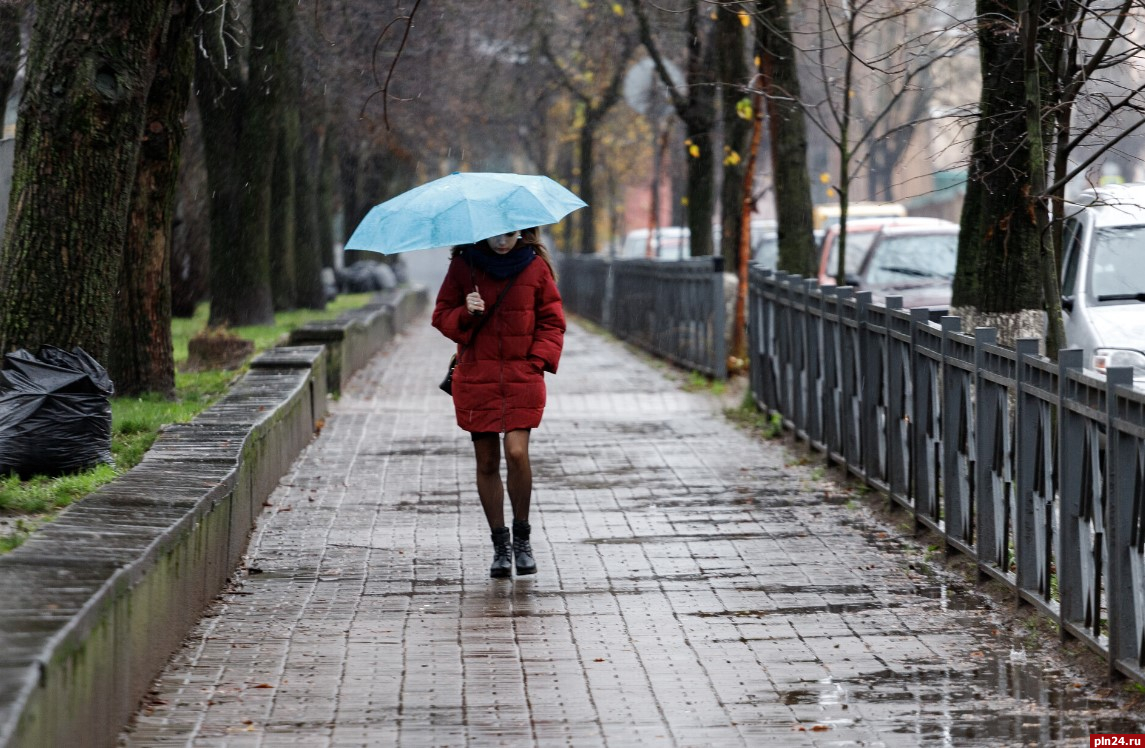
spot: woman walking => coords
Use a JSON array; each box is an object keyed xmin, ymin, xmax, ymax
[{"xmin": 432, "ymin": 227, "xmax": 566, "ymax": 578}]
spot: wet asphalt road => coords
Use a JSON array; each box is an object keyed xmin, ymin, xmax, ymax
[{"xmin": 120, "ymin": 312, "xmax": 1145, "ymax": 746}]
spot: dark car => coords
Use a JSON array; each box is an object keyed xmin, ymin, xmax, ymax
[{"xmin": 849, "ymin": 223, "xmax": 960, "ymax": 314}]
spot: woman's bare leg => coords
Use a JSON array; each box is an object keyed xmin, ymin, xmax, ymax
[
  {"xmin": 503, "ymin": 429, "xmax": 532, "ymax": 522},
  {"xmin": 473, "ymin": 436, "xmax": 504, "ymax": 529}
]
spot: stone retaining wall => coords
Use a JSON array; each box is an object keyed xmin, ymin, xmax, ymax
[{"xmin": 0, "ymin": 286, "xmax": 429, "ymax": 748}]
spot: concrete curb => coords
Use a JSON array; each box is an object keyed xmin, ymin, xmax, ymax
[
  {"xmin": 288, "ymin": 286, "xmax": 428, "ymax": 396},
  {"xmin": 0, "ymin": 285, "xmax": 429, "ymax": 748}
]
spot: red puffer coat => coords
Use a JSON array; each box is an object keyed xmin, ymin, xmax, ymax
[{"xmin": 432, "ymin": 250, "xmax": 565, "ymax": 433}]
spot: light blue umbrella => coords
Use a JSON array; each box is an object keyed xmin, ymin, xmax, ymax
[{"xmin": 345, "ymin": 172, "xmax": 588, "ymax": 254}]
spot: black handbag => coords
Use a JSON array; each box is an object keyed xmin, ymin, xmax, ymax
[
  {"xmin": 439, "ymin": 353, "xmax": 458, "ymax": 394},
  {"xmin": 440, "ymin": 271, "xmax": 521, "ymax": 395}
]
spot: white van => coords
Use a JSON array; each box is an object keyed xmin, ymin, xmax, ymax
[
  {"xmin": 620, "ymin": 227, "xmax": 691, "ymax": 260},
  {"xmin": 1060, "ymin": 183, "xmax": 1145, "ymax": 380}
]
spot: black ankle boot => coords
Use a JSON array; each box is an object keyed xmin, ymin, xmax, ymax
[
  {"xmin": 490, "ymin": 527, "xmax": 512, "ymax": 578},
  {"xmin": 512, "ymin": 519, "xmax": 536, "ymax": 576}
]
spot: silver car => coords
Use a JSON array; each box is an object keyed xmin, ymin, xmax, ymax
[{"xmin": 1061, "ymin": 183, "xmax": 1145, "ymax": 380}]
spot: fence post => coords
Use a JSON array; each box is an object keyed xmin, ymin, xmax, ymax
[
  {"xmin": 712, "ymin": 256, "xmax": 728, "ymax": 380},
  {"xmin": 861, "ymin": 293, "xmax": 883, "ymax": 484},
  {"xmin": 829, "ymin": 286, "xmax": 852, "ymax": 463},
  {"xmin": 747, "ymin": 269, "xmax": 762, "ymax": 410},
  {"xmin": 1057, "ymin": 348, "xmax": 1084, "ymax": 642},
  {"xmin": 794, "ymin": 279, "xmax": 812, "ymax": 441},
  {"xmin": 974, "ymin": 327, "xmax": 998, "ymax": 572},
  {"xmin": 940, "ymin": 316, "xmax": 964, "ymax": 549},
  {"xmin": 909, "ymin": 307, "xmax": 931, "ymax": 529},
  {"xmin": 1105, "ymin": 365, "xmax": 1135, "ymax": 679},
  {"xmin": 884, "ymin": 298, "xmax": 905, "ymax": 504},
  {"xmin": 602, "ymin": 260, "xmax": 614, "ymax": 330},
  {"xmin": 851, "ymin": 291, "xmax": 872, "ymax": 477},
  {"xmin": 1013, "ymin": 337, "xmax": 1044, "ymax": 599}
]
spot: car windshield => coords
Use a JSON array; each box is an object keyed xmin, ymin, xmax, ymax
[
  {"xmin": 864, "ymin": 233, "xmax": 958, "ymax": 286},
  {"xmin": 1089, "ymin": 225, "xmax": 1145, "ymax": 301},
  {"xmin": 826, "ymin": 232, "xmax": 878, "ymax": 277}
]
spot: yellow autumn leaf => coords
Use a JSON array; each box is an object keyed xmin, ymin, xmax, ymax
[
  {"xmin": 739, "ymin": 11, "xmax": 751, "ymax": 27},
  {"xmin": 819, "ymin": 172, "xmax": 831, "ymax": 184},
  {"xmin": 688, "ymin": 144, "xmax": 700, "ymax": 158},
  {"xmin": 735, "ymin": 98, "xmax": 753, "ymax": 120},
  {"xmin": 612, "ymin": 2, "xmax": 624, "ymax": 15},
  {"xmin": 724, "ymin": 149, "xmax": 742, "ymax": 166},
  {"xmin": 754, "ymin": 55, "xmax": 761, "ymax": 68},
  {"xmin": 681, "ymin": 196, "xmax": 689, "ymax": 206},
  {"xmin": 710, "ymin": 10, "xmax": 718, "ymax": 20},
  {"xmin": 826, "ymin": 187, "xmax": 836, "ymax": 198}
]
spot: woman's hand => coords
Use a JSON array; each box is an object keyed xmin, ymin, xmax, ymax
[{"xmin": 466, "ymin": 290, "xmax": 485, "ymax": 316}]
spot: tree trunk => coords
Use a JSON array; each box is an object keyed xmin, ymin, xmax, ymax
[
  {"xmin": 170, "ymin": 97, "xmax": 210, "ymax": 318},
  {"xmin": 733, "ymin": 84, "xmax": 765, "ymax": 366},
  {"xmin": 1021, "ymin": 0, "xmax": 1064, "ymax": 357},
  {"xmin": 294, "ymin": 120, "xmax": 327, "ymax": 310},
  {"xmin": 317, "ymin": 127, "xmax": 338, "ymax": 271},
  {"xmin": 270, "ymin": 126, "xmax": 297, "ymax": 311},
  {"xmin": 195, "ymin": 0, "xmax": 292, "ymax": 328},
  {"xmin": 0, "ymin": 1, "xmax": 170, "ymax": 362},
  {"xmin": 756, "ymin": 0, "xmax": 816, "ymax": 276},
  {"xmin": 109, "ymin": 3, "xmax": 194, "ymax": 398},
  {"xmin": 0, "ymin": 3, "xmax": 23, "ymax": 116},
  {"xmin": 630, "ymin": 0, "xmax": 716, "ymax": 257},
  {"xmin": 578, "ymin": 116, "xmax": 597, "ymax": 255},
  {"xmin": 951, "ymin": 0, "xmax": 1044, "ymax": 347},
  {"xmin": 682, "ymin": 5, "xmax": 716, "ymax": 257},
  {"xmin": 717, "ymin": 5, "xmax": 751, "ymax": 271}
]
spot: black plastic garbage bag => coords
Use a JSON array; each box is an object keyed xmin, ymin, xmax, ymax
[{"xmin": 0, "ymin": 346, "xmax": 114, "ymax": 477}]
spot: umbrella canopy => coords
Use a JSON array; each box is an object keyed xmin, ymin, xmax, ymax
[{"xmin": 345, "ymin": 172, "xmax": 587, "ymax": 255}]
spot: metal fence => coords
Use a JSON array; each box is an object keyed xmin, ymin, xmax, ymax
[
  {"xmin": 750, "ymin": 267, "xmax": 1145, "ymax": 685},
  {"xmin": 559, "ymin": 255, "xmax": 727, "ymax": 379}
]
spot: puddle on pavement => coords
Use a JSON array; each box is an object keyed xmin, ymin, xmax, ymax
[
  {"xmin": 688, "ymin": 576, "xmax": 994, "ymax": 618},
  {"xmin": 365, "ymin": 446, "xmax": 456, "ymax": 457},
  {"xmin": 583, "ymin": 531, "xmax": 766, "ymax": 545},
  {"xmin": 693, "ymin": 600, "xmax": 912, "ymax": 617},
  {"xmin": 913, "ymin": 581, "xmax": 993, "ymax": 611},
  {"xmin": 778, "ymin": 654, "xmax": 1143, "ymax": 740}
]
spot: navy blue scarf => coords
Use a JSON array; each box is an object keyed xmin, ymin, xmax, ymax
[{"xmin": 461, "ymin": 244, "xmax": 537, "ymax": 279}]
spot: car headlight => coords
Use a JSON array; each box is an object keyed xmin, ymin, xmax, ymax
[{"xmin": 1093, "ymin": 348, "xmax": 1145, "ymax": 379}]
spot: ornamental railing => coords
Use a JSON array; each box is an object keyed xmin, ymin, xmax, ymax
[
  {"xmin": 559, "ymin": 255, "xmax": 727, "ymax": 379},
  {"xmin": 749, "ymin": 267, "xmax": 1145, "ymax": 685}
]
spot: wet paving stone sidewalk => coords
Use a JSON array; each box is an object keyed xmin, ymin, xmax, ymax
[{"xmin": 120, "ymin": 316, "xmax": 1145, "ymax": 747}]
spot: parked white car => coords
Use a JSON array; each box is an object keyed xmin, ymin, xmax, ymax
[
  {"xmin": 620, "ymin": 227, "xmax": 691, "ymax": 260},
  {"xmin": 1061, "ymin": 183, "xmax": 1145, "ymax": 380}
]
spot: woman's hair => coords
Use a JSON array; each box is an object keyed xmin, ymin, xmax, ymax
[
  {"xmin": 520, "ymin": 227, "xmax": 557, "ymax": 280},
  {"xmin": 451, "ymin": 228, "xmax": 558, "ymax": 280}
]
